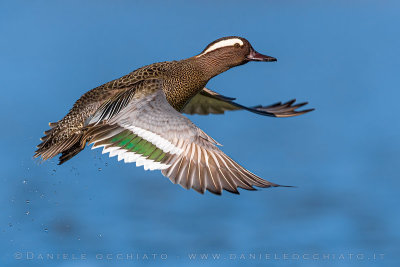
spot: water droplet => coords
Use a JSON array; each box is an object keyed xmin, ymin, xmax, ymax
[
  {"xmin": 25, "ymin": 211, "xmax": 30, "ymax": 215},
  {"xmin": 22, "ymin": 180, "xmax": 28, "ymax": 184},
  {"xmin": 98, "ymin": 168, "xmax": 102, "ymax": 171},
  {"xmin": 40, "ymin": 194, "xmax": 45, "ymax": 199},
  {"xmin": 25, "ymin": 200, "xmax": 30, "ymax": 204},
  {"xmin": 44, "ymin": 228, "xmax": 48, "ymax": 232}
]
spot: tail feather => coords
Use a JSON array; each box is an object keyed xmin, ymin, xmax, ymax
[
  {"xmin": 34, "ymin": 122, "xmax": 84, "ymax": 163},
  {"xmin": 58, "ymin": 141, "xmax": 86, "ymax": 165},
  {"xmin": 49, "ymin": 122, "xmax": 58, "ymax": 128}
]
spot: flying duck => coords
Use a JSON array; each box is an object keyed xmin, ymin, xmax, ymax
[{"xmin": 35, "ymin": 36, "xmax": 313, "ymax": 195}]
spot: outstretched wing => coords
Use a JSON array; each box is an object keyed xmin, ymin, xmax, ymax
[
  {"xmin": 86, "ymin": 79, "xmax": 283, "ymax": 195},
  {"xmin": 182, "ymin": 88, "xmax": 314, "ymax": 117}
]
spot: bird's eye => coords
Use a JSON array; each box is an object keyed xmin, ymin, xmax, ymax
[{"xmin": 234, "ymin": 43, "xmax": 241, "ymax": 48}]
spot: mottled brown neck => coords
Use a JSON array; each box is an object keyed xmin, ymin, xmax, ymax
[
  {"xmin": 192, "ymin": 53, "xmax": 232, "ymax": 81},
  {"xmin": 162, "ymin": 54, "xmax": 238, "ymax": 111},
  {"xmin": 162, "ymin": 59, "xmax": 207, "ymax": 111}
]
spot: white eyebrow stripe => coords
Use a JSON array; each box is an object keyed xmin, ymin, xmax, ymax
[{"xmin": 198, "ymin": 38, "xmax": 244, "ymax": 56}]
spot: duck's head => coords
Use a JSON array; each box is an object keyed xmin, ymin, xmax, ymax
[{"xmin": 196, "ymin": 36, "xmax": 277, "ymax": 68}]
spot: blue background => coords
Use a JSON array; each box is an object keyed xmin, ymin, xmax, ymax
[{"xmin": 1, "ymin": 0, "xmax": 399, "ymax": 266}]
